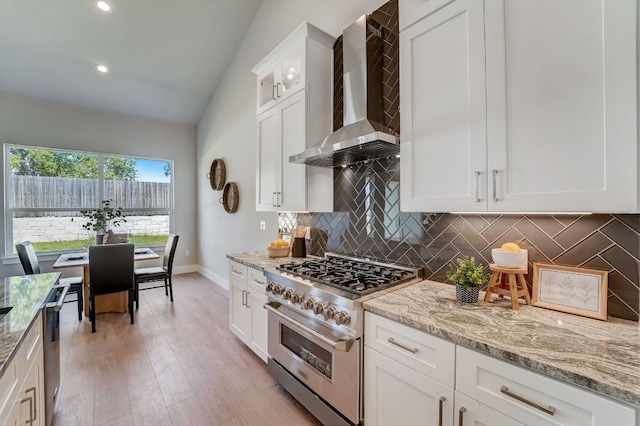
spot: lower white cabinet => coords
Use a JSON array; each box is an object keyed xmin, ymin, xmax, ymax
[
  {"xmin": 0, "ymin": 311, "xmax": 45, "ymax": 426},
  {"xmin": 228, "ymin": 261, "xmax": 268, "ymax": 363},
  {"xmin": 454, "ymin": 391, "xmax": 524, "ymax": 426},
  {"xmin": 364, "ymin": 346, "xmax": 454, "ymax": 426},
  {"xmin": 364, "ymin": 312, "xmax": 638, "ymax": 426}
]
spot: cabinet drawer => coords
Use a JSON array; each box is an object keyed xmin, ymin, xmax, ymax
[
  {"xmin": 456, "ymin": 346, "xmax": 637, "ymax": 426},
  {"xmin": 365, "ymin": 313, "xmax": 455, "ymax": 387},
  {"xmin": 248, "ymin": 268, "xmax": 266, "ymax": 293},
  {"xmin": 229, "ymin": 261, "xmax": 248, "ymax": 283},
  {"xmin": 399, "ymin": 0, "xmax": 457, "ymax": 30}
]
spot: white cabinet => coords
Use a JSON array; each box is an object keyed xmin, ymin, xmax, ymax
[
  {"xmin": 400, "ymin": 0, "xmax": 638, "ymax": 213},
  {"xmin": 253, "ymin": 22, "xmax": 335, "ymax": 212},
  {"xmin": 228, "ymin": 261, "xmax": 269, "ymax": 363},
  {"xmin": 1, "ymin": 311, "xmax": 45, "ymax": 426},
  {"xmin": 364, "ymin": 313, "xmax": 638, "ymax": 426},
  {"xmin": 454, "ymin": 391, "xmax": 525, "ymax": 426},
  {"xmin": 364, "ymin": 313, "xmax": 455, "ymax": 426},
  {"xmin": 456, "ymin": 346, "xmax": 637, "ymax": 426}
]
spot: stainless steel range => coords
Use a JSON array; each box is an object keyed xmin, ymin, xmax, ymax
[{"xmin": 264, "ymin": 253, "xmax": 422, "ymax": 426}]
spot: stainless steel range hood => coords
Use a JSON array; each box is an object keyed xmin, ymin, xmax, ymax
[{"xmin": 289, "ymin": 15, "xmax": 399, "ymax": 168}]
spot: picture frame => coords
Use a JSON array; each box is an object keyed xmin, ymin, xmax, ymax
[{"xmin": 532, "ymin": 263, "xmax": 608, "ymax": 320}]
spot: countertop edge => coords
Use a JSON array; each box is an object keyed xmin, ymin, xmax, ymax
[{"xmin": 0, "ymin": 310, "xmax": 41, "ymax": 378}]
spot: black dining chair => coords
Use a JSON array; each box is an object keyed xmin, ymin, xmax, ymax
[
  {"xmin": 16, "ymin": 241, "xmax": 84, "ymax": 321},
  {"xmin": 88, "ymin": 243, "xmax": 135, "ymax": 333},
  {"xmin": 134, "ymin": 234, "xmax": 179, "ymax": 309}
]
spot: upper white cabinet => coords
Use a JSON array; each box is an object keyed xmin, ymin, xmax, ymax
[
  {"xmin": 400, "ymin": 0, "xmax": 638, "ymax": 213},
  {"xmin": 253, "ymin": 22, "xmax": 335, "ymax": 212}
]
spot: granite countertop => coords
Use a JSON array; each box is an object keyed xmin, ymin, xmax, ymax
[
  {"xmin": 363, "ymin": 280, "xmax": 640, "ymax": 407},
  {"xmin": 0, "ymin": 272, "xmax": 61, "ymax": 377},
  {"xmin": 227, "ymin": 251, "xmax": 316, "ymax": 271}
]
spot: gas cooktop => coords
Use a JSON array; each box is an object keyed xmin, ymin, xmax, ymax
[{"xmin": 276, "ymin": 253, "xmax": 421, "ymax": 296}]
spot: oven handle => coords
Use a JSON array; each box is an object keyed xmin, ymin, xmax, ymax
[{"xmin": 264, "ymin": 302, "xmax": 354, "ymax": 352}]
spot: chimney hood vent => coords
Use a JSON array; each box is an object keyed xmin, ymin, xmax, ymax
[{"xmin": 289, "ymin": 15, "xmax": 399, "ymax": 168}]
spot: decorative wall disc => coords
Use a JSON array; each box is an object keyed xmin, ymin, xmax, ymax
[
  {"xmin": 206, "ymin": 158, "xmax": 226, "ymax": 190},
  {"xmin": 220, "ymin": 182, "xmax": 239, "ymax": 213}
]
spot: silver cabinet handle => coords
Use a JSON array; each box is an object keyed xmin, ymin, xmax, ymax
[
  {"xmin": 458, "ymin": 407, "xmax": 466, "ymax": 426},
  {"xmin": 21, "ymin": 395, "xmax": 34, "ymax": 425},
  {"xmin": 474, "ymin": 171, "xmax": 480, "ymax": 202},
  {"xmin": 272, "ymin": 192, "xmax": 277, "ymax": 207},
  {"xmin": 387, "ymin": 337, "xmax": 418, "ymax": 354},
  {"xmin": 232, "ymin": 268, "xmax": 243, "ymax": 277},
  {"xmin": 245, "ymin": 291, "xmax": 251, "ymax": 308},
  {"xmin": 438, "ymin": 396, "xmax": 446, "ymax": 426},
  {"xmin": 276, "ymin": 191, "xmax": 281, "ymax": 207},
  {"xmin": 26, "ymin": 387, "xmax": 37, "ymax": 421},
  {"xmin": 500, "ymin": 385, "xmax": 556, "ymax": 415},
  {"xmin": 253, "ymin": 278, "xmax": 265, "ymax": 285},
  {"xmin": 492, "ymin": 169, "xmax": 498, "ymax": 202},
  {"xmin": 276, "ymin": 82, "xmax": 281, "ymax": 98},
  {"xmin": 241, "ymin": 290, "xmax": 246, "ymax": 306},
  {"xmin": 272, "ymin": 84, "xmax": 277, "ymax": 100}
]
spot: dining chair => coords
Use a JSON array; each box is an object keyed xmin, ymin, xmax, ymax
[
  {"xmin": 88, "ymin": 243, "xmax": 135, "ymax": 333},
  {"xmin": 134, "ymin": 234, "xmax": 179, "ymax": 308},
  {"xmin": 16, "ymin": 241, "xmax": 84, "ymax": 321}
]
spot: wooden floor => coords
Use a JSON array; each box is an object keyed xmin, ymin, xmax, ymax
[{"xmin": 54, "ymin": 273, "xmax": 322, "ymax": 426}]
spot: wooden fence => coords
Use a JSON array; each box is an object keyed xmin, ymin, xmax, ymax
[{"xmin": 10, "ymin": 176, "xmax": 171, "ymax": 216}]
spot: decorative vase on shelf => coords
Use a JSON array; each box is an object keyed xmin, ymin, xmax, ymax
[{"xmin": 455, "ymin": 283, "xmax": 480, "ymax": 303}]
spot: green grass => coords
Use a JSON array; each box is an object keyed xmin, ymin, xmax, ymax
[{"xmin": 29, "ymin": 234, "xmax": 168, "ymax": 253}]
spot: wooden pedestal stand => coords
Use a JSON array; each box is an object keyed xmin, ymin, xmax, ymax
[{"xmin": 483, "ymin": 264, "xmax": 532, "ymax": 310}]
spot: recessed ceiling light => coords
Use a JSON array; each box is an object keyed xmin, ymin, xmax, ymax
[
  {"xmin": 96, "ymin": 1, "xmax": 111, "ymax": 12},
  {"xmin": 95, "ymin": 64, "xmax": 109, "ymax": 73}
]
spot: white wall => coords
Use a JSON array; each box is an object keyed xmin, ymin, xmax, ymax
[
  {"xmin": 0, "ymin": 93, "xmax": 197, "ymax": 277},
  {"xmin": 197, "ymin": 0, "xmax": 388, "ymax": 288}
]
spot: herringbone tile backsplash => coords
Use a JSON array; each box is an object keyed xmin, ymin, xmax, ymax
[{"xmin": 280, "ymin": 158, "xmax": 640, "ymax": 321}]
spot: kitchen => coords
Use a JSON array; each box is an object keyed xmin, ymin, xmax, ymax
[{"xmin": 0, "ymin": 0, "xmax": 639, "ymax": 425}]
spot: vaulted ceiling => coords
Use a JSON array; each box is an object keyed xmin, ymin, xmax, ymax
[{"xmin": 0, "ymin": 0, "xmax": 264, "ymax": 124}]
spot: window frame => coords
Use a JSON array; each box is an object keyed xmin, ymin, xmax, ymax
[{"xmin": 4, "ymin": 143, "xmax": 175, "ymax": 255}]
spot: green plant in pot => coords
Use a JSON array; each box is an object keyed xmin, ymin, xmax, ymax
[
  {"xmin": 446, "ymin": 255, "xmax": 489, "ymax": 303},
  {"xmin": 80, "ymin": 199, "xmax": 127, "ymax": 244}
]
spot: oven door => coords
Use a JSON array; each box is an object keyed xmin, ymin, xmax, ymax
[{"xmin": 266, "ymin": 301, "xmax": 361, "ymax": 425}]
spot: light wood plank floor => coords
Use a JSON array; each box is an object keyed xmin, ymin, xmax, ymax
[{"xmin": 54, "ymin": 273, "xmax": 322, "ymax": 426}]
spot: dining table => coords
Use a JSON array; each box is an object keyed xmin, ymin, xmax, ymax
[{"xmin": 52, "ymin": 247, "xmax": 159, "ymax": 315}]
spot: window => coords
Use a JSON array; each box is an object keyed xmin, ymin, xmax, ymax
[{"xmin": 5, "ymin": 144, "xmax": 173, "ymax": 253}]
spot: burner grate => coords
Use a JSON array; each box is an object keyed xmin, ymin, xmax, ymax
[{"xmin": 276, "ymin": 254, "xmax": 420, "ymax": 296}]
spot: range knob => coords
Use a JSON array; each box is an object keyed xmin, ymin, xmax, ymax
[
  {"xmin": 290, "ymin": 291, "xmax": 305, "ymax": 304},
  {"xmin": 324, "ymin": 306, "xmax": 337, "ymax": 320},
  {"xmin": 272, "ymin": 284, "xmax": 285, "ymax": 295},
  {"xmin": 313, "ymin": 302, "xmax": 327, "ymax": 315},
  {"xmin": 283, "ymin": 289, "xmax": 294, "ymax": 300},
  {"xmin": 335, "ymin": 311, "xmax": 351, "ymax": 326},
  {"xmin": 303, "ymin": 298, "xmax": 316, "ymax": 310},
  {"xmin": 266, "ymin": 282, "xmax": 276, "ymax": 293}
]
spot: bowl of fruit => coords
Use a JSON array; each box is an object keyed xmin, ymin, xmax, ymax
[
  {"xmin": 267, "ymin": 239, "xmax": 290, "ymax": 258},
  {"xmin": 491, "ymin": 242, "xmax": 528, "ymax": 269}
]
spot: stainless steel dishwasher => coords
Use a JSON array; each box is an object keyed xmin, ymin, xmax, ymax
[{"xmin": 43, "ymin": 283, "xmax": 69, "ymax": 426}]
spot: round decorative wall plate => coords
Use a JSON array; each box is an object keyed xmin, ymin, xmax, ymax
[
  {"xmin": 206, "ymin": 158, "xmax": 226, "ymax": 190},
  {"xmin": 220, "ymin": 182, "xmax": 239, "ymax": 213}
]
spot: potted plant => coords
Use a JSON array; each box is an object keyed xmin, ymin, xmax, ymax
[
  {"xmin": 446, "ymin": 255, "xmax": 489, "ymax": 303},
  {"xmin": 80, "ymin": 199, "xmax": 127, "ymax": 244}
]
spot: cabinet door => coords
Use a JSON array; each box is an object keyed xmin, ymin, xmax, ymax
[
  {"xmin": 400, "ymin": 0, "xmax": 488, "ymax": 212},
  {"xmin": 248, "ymin": 291, "xmax": 268, "ymax": 363},
  {"xmin": 364, "ymin": 347, "xmax": 454, "ymax": 426},
  {"xmin": 229, "ymin": 278, "xmax": 249, "ymax": 343},
  {"xmin": 19, "ymin": 343, "xmax": 44, "ymax": 426},
  {"xmin": 454, "ymin": 391, "xmax": 525, "ymax": 426},
  {"xmin": 277, "ymin": 44, "xmax": 305, "ymax": 102},
  {"xmin": 256, "ymin": 65, "xmax": 277, "ymax": 115},
  {"xmin": 278, "ymin": 90, "xmax": 308, "ymax": 211},
  {"xmin": 256, "ymin": 107, "xmax": 280, "ymax": 211},
  {"xmin": 485, "ymin": 0, "xmax": 638, "ymax": 212}
]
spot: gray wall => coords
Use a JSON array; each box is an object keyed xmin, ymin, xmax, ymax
[
  {"xmin": 196, "ymin": 0, "xmax": 390, "ymax": 288},
  {"xmin": 0, "ymin": 93, "xmax": 198, "ymax": 277}
]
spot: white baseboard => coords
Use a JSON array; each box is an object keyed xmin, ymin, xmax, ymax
[
  {"xmin": 173, "ymin": 265, "xmax": 198, "ymax": 275},
  {"xmin": 197, "ymin": 265, "xmax": 229, "ymax": 291}
]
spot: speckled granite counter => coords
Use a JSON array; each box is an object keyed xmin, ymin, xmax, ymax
[
  {"xmin": 0, "ymin": 273, "xmax": 60, "ymax": 378},
  {"xmin": 363, "ymin": 280, "xmax": 640, "ymax": 406},
  {"xmin": 227, "ymin": 251, "xmax": 317, "ymax": 271}
]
